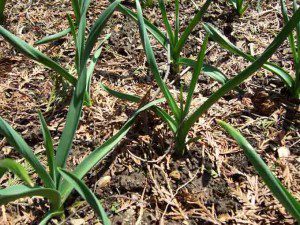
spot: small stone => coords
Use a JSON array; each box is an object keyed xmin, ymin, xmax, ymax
[
  {"xmin": 97, "ymin": 176, "xmax": 111, "ymax": 188},
  {"xmin": 170, "ymin": 170, "xmax": 181, "ymax": 180},
  {"xmin": 278, "ymin": 147, "xmax": 290, "ymax": 158},
  {"xmin": 70, "ymin": 218, "xmax": 85, "ymax": 225}
]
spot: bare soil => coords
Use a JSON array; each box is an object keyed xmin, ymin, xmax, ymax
[{"xmin": 0, "ymin": 0, "xmax": 299, "ymax": 224}]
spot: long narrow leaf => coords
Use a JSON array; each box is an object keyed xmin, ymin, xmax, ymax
[
  {"xmin": 109, "ymin": 0, "xmax": 168, "ymax": 48},
  {"xmin": 83, "ymin": 0, "xmax": 121, "ymax": 66},
  {"xmin": 55, "ymin": 67, "xmax": 88, "ymax": 185},
  {"xmin": 59, "ymin": 98, "xmax": 165, "ymax": 202},
  {"xmin": 35, "ymin": 28, "xmax": 71, "ymax": 45},
  {"xmin": 0, "ymin": 26, "xmax": 76, "ymax": 85},
  {"xmin": 100, "ymin": 82, "xmax": 141, "ymax": 103},
  {"xmin": 174, "ymin": 0, "xmax": 213, "ymax": 58},
  {"xmin": 153, "ymin": 107, "xmax": 177, "ymax": 133},
  {"xmin": 99, "ymin": 83, "xmax": 177, "ymax": 133},
  {"xmin": 218, "ymin": 120, "xmax": 300, "ymax": 222},
  {"xmin": 39, "ymin": 210, "xmax": 64, "ymax": 225},
  {"xmin": 174, "ymin": 0, "xmax": 180, "ymax": 45},
  {"xmin": 280, "ymin": 0, "xmax": 299, "ymax": 66},
  {"xmin": 72, "ymin": 0, "xmax": 81, "ymax": 22},
  {"xmin": 293, "ymin": 0, "xmax": 300, "ymax": 97},
  {"xmin": 183, "ymin": 34, "xmax": 209, "ymax": 117},
  {"xmin": 0, "ymin": 159, "xmax": 33, "ymax": 187},
  {"xmin": 58, "ymin": 169, "xmax": 110, "ymax": 224},
  {"xmin": 54, "ymin": 0, "xmax": 92, "ymax": 171},
  {"xmin": 293, "ymin": 0, "xmax": 300, "ymax": 60},
  {"xmin": 204, "ymin": 23, "xmax": 295, "ymax": 88},
  {"xmin": 76, "ymin": 0, "xmax": 91, "ymax": 71},
  {"xmin": 135, "ymin": 0, "xmax": 181, "ymax": 122},
  {"xmin": 178, "ymin": 57, "xmax": 229, "ymax": 84},
  {"xmin": 38, "ymin": 111, "xmax": 56, "ymax": 184},
  {"xmin": 67, "ymin": 14, "xmax": 79, "ymax": 72},
  {"xmin": 0, "ymin": 118, "xmax": 55, "ymax": 188},
  {"xmin": 158, "ymin": 0, "xmax": 174, "ymax": 46},
  {"xmin": 86, "ymin": 34, "xmax": 111, "ymax": 105},
  {"xmin": 85, "ymin": 47, "xmax": 102, "ymax": 106},
  {"xmin": 0, "ymin": 185, "xmax": 61, "ymax": 210},
  {"xmin": 181, "ymin": 8, "xmax": 300, "ymax": 141}
]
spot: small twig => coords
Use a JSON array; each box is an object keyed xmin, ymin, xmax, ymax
[
  {"xmin": 191, "ymin": 0, "xmax": 199, "ymax": 10},
  {"xmin": 127, "ymin": 145, "xmax": 172, "ymax": 164},
  {"xmin": 170, "ymin": 66, "xmax": 191, "ymax": 85},
  {"xmin": 1, "ymin": 206, "xmax": 7, "ymax": 223},
  {"xmin": 160, "ymin": 168, "xmax": 200, "ymax": 224},
  {"xmin": 135, "ymin": 186, "xmax": 147, "ymax": 225}
]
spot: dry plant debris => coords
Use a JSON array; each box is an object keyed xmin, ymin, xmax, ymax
[{"xmin": 0, "ymin": 0, "xmax": 299, "ymax": 224}]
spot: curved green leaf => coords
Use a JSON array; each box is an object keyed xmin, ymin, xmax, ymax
[
  {"xmin": 35, "ymin": 28, "xmax": 71, "ymax": 45},
  {"xmin": 280, "ymin": 0, "xmax": 298, "ymax": 64},
  {"xmin": 203, "ymin": 22, "xmax": 295, "ymax": 88},
  {"xmin": 38, "ymin": 111, "xmax": 56, "ymax": 184},
  {"xmin": 58, "ymin": 169, "xmax": 110, "ymax": 224},
  {"xmin": 0, "ymin": 26, "xmax": 76, "ymax": 85},
  {"xmin": 152, "ymin": 107, "xmax": 177, "ymax": 133},
  {"xmin": 174, "ymin": 0, "xmax": 213, "ymax": 58},
  {"xmin": 72, "ymin": 0, "xmax": 81, "ymax": 23},
  {"xmin": 85, "ymin": 34, "xmax": 111, "ymax": 106},
  {"xmin": 218, "ymin": 120, "xmax": 300, "ymax": 222},
  {"xmin": 0, "ymin": 158, "xmax": 33, "ymax": 187},
  {"xmin": 55, "ymin": 68, "xmax": 88, "ymax": 184},
  {"xmin": 59, "ymin": 98, "xmax": 165, "ymax": 202},
  {"xmin": 67, "ymin": 14, "xmax": 79, "ymax": 72},
  {"xmin": 39, "ymin": 210, "xmax": 64, "ymax": 225},
  {"xmin": 100, "ymin": 82, "xmax": 141, "ymax": 103},
  {"xmin": 85, "ymin": 46, "xmax": 102, "ymax": 106},
  {"xmin": 55, "ymin": 0, "xmax": 92, "ymax": 180},
  {"xmin": 76, "ymin": 0, "xmax": 91, "ymax": 70},
  {"xmin": 178, "ymin": 57, "xmax": 228, "ymax": 84},
  {"xmin": 135, "ymin": 0, "xmax": 181, "ymax": 122},
  {"xmin": 174, "ymin": 0, "xmax": 179, "ymax": 44},
  {"xmin": 110, "ymin": 0, "xmax": 168, "ymax": 48},
  {"xmin": 0, "ymin": 118, "xmax": 55, "ymax": 188},
  {"xmin": 0, "ymin": 185, "xmax": 61, "ymax": 211},
  {"xmin": 99, "ymin": 82, "xmax": 177, "ymax": 133},
  {"xmin": 183, "ymin": 34, "xmax": 209, "ymax": 117},
  {"xmin": 158, "ymin": 0, "xmax": 174, "ymax": 46},
  {"xmin": 179, "ymin": 8, "xmax": 300, "ymax": 150},
  {"xmin": 83, "ymin": 0, "xmax": 121, "ymax": 66}
]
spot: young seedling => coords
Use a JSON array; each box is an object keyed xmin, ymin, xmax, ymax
[
  {"xmin": 0, "ymin": 0, "xmax": 163, "ymax": 223},
  {"xmin": 0, "ymin": 58, "xmax": 111, "ymax": 224},
  {"xmin": 229, "ymin": 0, "xmax": 248, "ymax": 16},
  {"xmin": 35, "ymin": 0, "xmax": 85, "ymax": 45},
  {"xmin": 218, "ymin": 120, "xmax": 300, "ymax": 222},
  {"xmin": 0, "ymin": 0, "xmax": 119, "ymax": 106},
  {"xmin": 116, "ymin": 0, "xmax": 231, "ymax": 84},
  {"xmin": 204, "ymin": 0, "xmax": 300, "ymax": 99},
  {"xmin": 42, "ymin": 0, "xmax": 229, "ymax": 85},
  {"xmin": 101, "ymin": 0, "xmax": 300, "ymax": 155}
]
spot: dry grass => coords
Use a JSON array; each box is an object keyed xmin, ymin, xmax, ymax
[{"xmin": 0, "ymin": 0, "xmax": 299, "ymax": 224}]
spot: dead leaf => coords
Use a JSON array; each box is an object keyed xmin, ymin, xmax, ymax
[
  {"xmin": 278, "ymin": 146, "xmax": 290, "ymax": 158},
  {"xmin": 97, "ymin": 176, "xmax": 111, "ymax": 188}
]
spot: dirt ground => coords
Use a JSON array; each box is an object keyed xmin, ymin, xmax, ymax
[{"xmin": 0, "ymin": 0, "xmax": 299, "ymax": 224}]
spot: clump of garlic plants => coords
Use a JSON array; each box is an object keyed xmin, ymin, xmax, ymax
[
  {"xmin": 0, "ymin": 1, "xmax": 161, "ymax": 224},
  {"xmin": 102, "ymin": 0, "xmax": 300, "ymax": 155}
]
